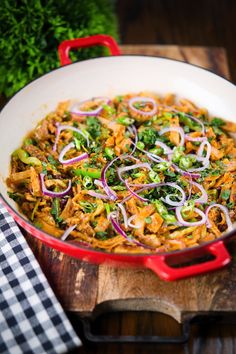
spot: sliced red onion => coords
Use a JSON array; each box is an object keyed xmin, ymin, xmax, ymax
[
  {"xmin": 86, "ymin": 190, "xmax": 110, "ymax": 200},
  {"xmin": 176, "ymin": 206, "xmax": 207, "ymax": 226},
  {"xmin": 205, "ymin": 204, "xmax": 233, "ymax": 231},
  {"xmin": 128, "ymin": 96, "xmax": 158, "ymax": 117},
  {"xmin": 197, "ymin": 140, "xmax": 212, "ymax": 161},
  {"xmin": 190, "ymin": 181, "xmax": 208, "ymax": 204},
  {"xmin": 187, "ymin": 157, "xmax": 210, "ymax": 173},
  {"xmin": 159, "ymin": 126, "xmax": 185, "ymax": 147},
  {"xmin": 155, "ymin": 140, "xmax": 173, "ymax": 154},
  {"xmin": 70, "ymin": 97, "xmax": 110, "ymax": 116},
  {"xmin": 159, "ymin": 182, "xmax": 186, "ymax": 206},
  {"xmin": 40, "ymin": 173, "xmax": 72, "ymax": 197},
  {"xmin": 94, "ymin": 179, "xmax": 103, "ymax": 188},
  {"xmin": 171, "ymin": 163, "xmax": 201, "ymax": 179},
  {"xmin": 134, "ymin": 141, "xmax": 167, "ymax": 163},
  {"xmin": 127, "ymin": 215, "xmax": 141, "ymax": 229},
  {"xmin": 124, "ymin": 181, "xmax": 186, "ymax": 206},
  {"xmin": 128, "ymin": 125, "xmax": 138, "ymax": 155},
  {"xmin": 171, "ymin": 108, "xmax": 206, "ymax": 135},
  {"xmin": 185, "ymin": 135, "xmax": 207, "ymax": 142},
  {"xmin": 58, "ymin": 142, "xmax": 89, "ymax": 165},
  {"xmin": 117, "ymin": 162, "xmax": 151, "ymax": 182},
  {"xmin": 101, "ymin": 154, "xmax": 139, "ymax": 201},
  {"xmin": 101, "ymin": 156, "xmax": 120, "ymax": 201},
  {"xmin": 124, "ymin": 180, "xmax": 149, "ymax": 202},
  {"xmin": 61, "ymin": 224, "xmax": 77, "ymax": 241},
  {"xmin": 109, "ymin": 214, "xmax": 155, "ymax": 249},
  {"xmin": 53, "ymin": 124, "xmax": 90, "ymax": 152},
  {"xmin": 147, "ymin": 154, "xmax": 167, "ymax": 163},
  {"xmin": 187, "ymin": 174, "xmax": 193, "ymax": 201},
  {"xmin": 117, "ymin": 162, "xmax": 151, "ymax": 202},
  {"xmin": 117, "ymin": 203, "xmax": 128, "ymax": 228}
]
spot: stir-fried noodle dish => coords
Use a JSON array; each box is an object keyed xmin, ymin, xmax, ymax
[{"xmin": 7, "ymin": 93, "xmax": 236, "ymax": 253}]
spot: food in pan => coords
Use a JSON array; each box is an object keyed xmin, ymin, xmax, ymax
[{"xmin": 7, "ymin": 93, "xmax": 236, "ymax": 253}]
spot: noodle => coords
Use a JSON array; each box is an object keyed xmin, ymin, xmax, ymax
[{"xmin": 7, "ymin": 93, "xmax": 236, "ymax": 253}]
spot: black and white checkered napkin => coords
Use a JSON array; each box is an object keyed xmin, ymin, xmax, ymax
[{"xmin": 0, "ymin": 200, "xmax": 81, "ymax": 354}]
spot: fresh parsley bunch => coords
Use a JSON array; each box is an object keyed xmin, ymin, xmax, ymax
[{"xmin": 0, "ymin": 0, "xmax": 118, "ymax": 97}]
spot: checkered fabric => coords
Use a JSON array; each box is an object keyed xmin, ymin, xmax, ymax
[{"xmin": 0, "ymin": 200, "xmax": 81, "ymax": 354}]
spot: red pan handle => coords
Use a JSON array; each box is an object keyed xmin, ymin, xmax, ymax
[
  {"xmin": 144, "ymin": 241, "xmax": 231, "ymax": 281},
  {"xmin": 58, "ymin": 34, "xmax": 121, "ymax": 66}
]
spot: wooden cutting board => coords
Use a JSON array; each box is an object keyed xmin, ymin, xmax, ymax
[{"xmin": 24, "ymin": 45, "xmax": 235, "ymax": 325}]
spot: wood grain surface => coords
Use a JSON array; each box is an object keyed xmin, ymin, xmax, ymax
[{"xmin": 23, "ymin": 45, "xmax": 236, "ymax": 353}]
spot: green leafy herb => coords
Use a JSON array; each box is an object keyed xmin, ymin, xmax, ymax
[
  {"xmin": 86, "ymin": 116, "xmax": 101, "ymax": 139},
  {"xmin": 47, "ymin": 154, "xmax": 59, "ymax": 166},
  {"xmin": 227, "ymin": 202, "xmax": 235, "ymax": 209},
  {"xmin": 210, "ymin": 118, "xmax": 225, "ymax": 127},
  {"xmin": 221, "ymin": 190, "xmax": 231, "ymax": 201},
  {"xmin": 0, "ymin": 0, "xmax": 118, "ymax": 97},
  {"xmin": 164, "ymin": 170, "xmax": 176, "ymax": 178},
  {"xmin": 138, "ymin": 127, "xmax": 158, "ymax": 146},
  {"xmin": 73, "ymin": 134, "xmax": 86, "ymax": 150},
  {"xmin": 7, "ymin": 191, "xmax": 23, "ymax": 202},
  {"xmin": 42, "ymin": 162, "xmax": 48, "ymax": 174},
  {"xmin": 51, "ymin": 198, "xmax": 63, "ymax": 224},
  {"xmin": 95, "ymin": 231, "xmax": 109, "ymax": 240},
  {"xmin": 79, "ymin": 201, "xmax": 97, "ymax": 213},
  {"xmin": 178, "ymin": 112, "xmax": 201, "ymax": 131}
]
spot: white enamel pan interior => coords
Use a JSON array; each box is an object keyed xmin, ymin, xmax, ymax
[{"xmin": 1, "ymin": 55, "xmax": 236, "ymax": 215}]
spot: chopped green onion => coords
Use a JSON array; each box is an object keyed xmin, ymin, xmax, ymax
[
  {"xmin": 153, "ymin": 161, "xmax": 171, "ymax": 172},
  {"xmin": 13, "ymin": 148, "xmax": 41, "ymax": 166},
  {"xmin": 181, "ymin": 200, "xmax": 195, "ymax": 218},
  {"xmin": 171, "ymin": 146, "xmax": 185, "ymax": 163},
  {"xmin": 145, "ymin": 216, "xmax": 152, "ymax": 224},
  {"xmin": 153, "ymin": 200, "xmax": 168, "ymax": 215},
  {"xmin": 163, "ymin": 214, "xmax": 177, "ymax": 224},
  {"xmin": 149, "ymin": 170, "xmax": 161, "ymax": 183},
  {"xmin": 103, "ymin": 104, "xmax": 116, "ymax": 116},
  {"xmin": 153, "ymin": 200, "xmax": 177, "ymax": 224},
  {"xmin": 117, "ymin": 116, "xmax": 135, "ymax": 126},
  {"xmin": 74, "ymin": 168, "xmax": 101, "ymax": 179},
  {"xmin": 179, "ymin": 155, "xmax": 196, "ymax": 170},
  {"xmin": 136, "ymin": 141, "xmax": 145, "ymax": 150},
  {"xmin": 82, "ymin": 176, "xmax": 93, "ymax": 189},
  {"xmin": 149, "ymin": 147, "xmax": 164, "ymax": 155},
  {"xmin": 104, "ymin": 147, "xmax": 114, "ymax": 160}
]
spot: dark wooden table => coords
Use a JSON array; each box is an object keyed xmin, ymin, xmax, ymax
[{"xmin": 23, "ymin": 45, "xmax": 236, "ymax": 354}]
